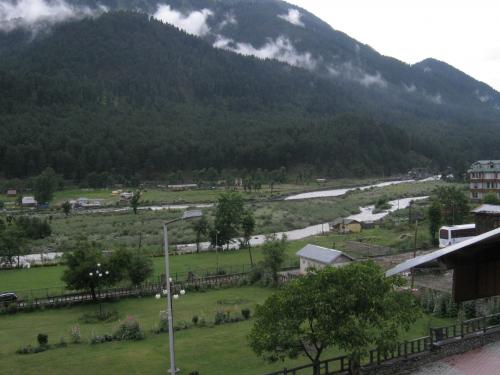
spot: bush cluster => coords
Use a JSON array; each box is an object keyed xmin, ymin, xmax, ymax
[
  {"xmin": 113, "ymin": 316, "xmax": 144, "ymax": 341},
  {"xmin": 16, "ymin": 333, "xmax": 67, "ymax": 355},
  {"xmin": 214, "ymin": 310, "xmax": 245, "ymax": 325},
  {"xmin": 79, "ymin": 310, "xmax": 119, "ymax": 324},
  {"xmin": 420, "ymin": 291, "xmax": 459, "ymax": 318},
  {"xmin": 90, "ymin": 333, "xmax": 114, "ymax": 345}
]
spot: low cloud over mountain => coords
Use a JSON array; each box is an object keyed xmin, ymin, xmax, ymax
[
  {"xmin": 0, "ymin": 0, "xmax": 104, "ymax": 32},
  {"xmin": 153, "ymin": 4, "xmax": 213, "ymax": 36}
]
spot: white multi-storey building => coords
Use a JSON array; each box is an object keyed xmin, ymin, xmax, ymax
[{"xmin": 468, "ymin": 160, "xmax": 500, "ymax": 201}]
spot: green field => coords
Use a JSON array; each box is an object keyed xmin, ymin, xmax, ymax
[
  {"xmin": 0, "ymin": 177, "xmax": 383, "ymax": 207},
  {"xmin": 0, "ymin": 285, "xmax": 452, "ymax": 375},
  {"xmin": 0, "ymin": 218, "xmax": 438, "ymax": 298}
]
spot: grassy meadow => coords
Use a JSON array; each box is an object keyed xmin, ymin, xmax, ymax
[{"xmin": 0, "ymin": 179, "xmax": 448, "ymax": 255}]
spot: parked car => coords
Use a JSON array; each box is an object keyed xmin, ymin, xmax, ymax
[{"xmin": 0, "ymin": 292, "xmax": 17, "ymax": 304}]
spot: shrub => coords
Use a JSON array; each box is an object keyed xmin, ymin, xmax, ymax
[
  {"xmin": 463, "ymin": 301, "xmax": 477, "ymax": 319},
  {"xmin": 113, "ymin": 316, "xmax": 144, "ymax": 341},
  {"xmin": 174, "ymin": 320, "xmax": 190, "ymax": 331},
  {"xmin": 198, "ymin": 317, "xmax": 207, "ymax": 327},
  {"xmin": 16, "ymin": 345, "xmax": 33, "ymax": 355},
  {"xmin": 241, "ymin": 308, "xmax": 251, "ymax": 320},
  {"xmin": 432, "ymin": 294, "xmax": 447, "ymax": 317},
  {"xmin": 56, "ymin": 337, "xmax": 68, "ymax": 348},
  {"xmin": 79, "ymin": 310, "xmax": 119, "ymax": 324},
  {"xmin": 487, "ymin": 300, "xmax": 500, "ymax": 325},
  {"xmin": 70, "ymin": 325, "xmax": 82, "ymax": 344},
  {"xmin": 6, "ymin": 303, "xmax": 18, "ymax": 315},
  {"xmin": 37, "ymin": 334, "xmax": 48, "ymax": 346},
  {"xmin": 32, "ymin": 345, "xmax": 48, "ymax": 353},
  {"xmin": 445, "ymin": 295, "xmax": 458, "ymax": 318},
  {"xmin": 192, "ymin": 315, "xmax": 199, "ymax": 325},
  {"xmin": 90, "ymin": 333, "xmax": 113, "ymax": 345},
  {"xmin": 214, "ymin": 311, "xmax": 227, "ymax": 325}
]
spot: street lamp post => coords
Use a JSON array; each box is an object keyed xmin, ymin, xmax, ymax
[
  {"xmin": 162, "ymin": 210, "xmax": 203, "ymax": 374},
  {"xmin": 88, "ymin": 263, "xmax": 110, "ymax": 317}
]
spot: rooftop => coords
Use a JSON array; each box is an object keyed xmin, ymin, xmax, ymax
[
  {"xmin": 472, "ymin": 204, "xmax": 500, "ymax": 214},
  {"xmin": 386, "ymin": 227, "xmax": 500, "ymax": 277},
  {"xmin": 468, "ymin": 160, "xmax": 500, "ymax": 172},
  {"xmin": 332, "ymin": 218, "xmax": 360, "ymax": 225},
  {"xmin": 296, "ymin": 244, "xmax": 352, "ymax": 264}
]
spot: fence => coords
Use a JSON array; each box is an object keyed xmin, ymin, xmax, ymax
[
  {"xmin": 263, "ymin": 312, "xmax": 500, "ymax": 375},
  {"xmin": 13, "ymin": 272, "xmax": 251, "ymax": 311}
]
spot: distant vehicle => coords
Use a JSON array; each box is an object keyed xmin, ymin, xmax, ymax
[
  {"xmin": 0, "ymin": 292, "xmax": 17, "ymax": 304},
  {"xmin": 439, "ymin": 224, "xmax": 476, "ymax": 248}
]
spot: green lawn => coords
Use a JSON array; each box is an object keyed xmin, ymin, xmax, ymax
[{"xmin": 0, "ymin": 285, "xmax": 452, "ymax": 375}]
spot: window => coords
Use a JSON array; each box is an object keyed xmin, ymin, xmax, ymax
[
  {"xmin": 439, "ymin": 229, "xmax": 449, "ymax": 239},
  {"xmin": 451, "ymin": 228, "xmax": 476, "ymax": 239},
  {"xmin": 473, "ymin": 192, "xmax": 478, "ymax": 198}
]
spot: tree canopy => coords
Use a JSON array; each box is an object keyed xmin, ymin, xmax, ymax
[
  {"xmin": 213, "ymin": 191, "xmax": 245, "ymax": 249},
  {"xmin": 432, "ymin": 186, "xmax": 470, "ymax": 225},
  {"xmin": 248, "ymin": 262, "xmax": 419, "ymax": 374}
]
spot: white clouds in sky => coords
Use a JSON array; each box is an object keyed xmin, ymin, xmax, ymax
[
  {"xmin": 277, "ymin": 8, "xmax": 304, "ymax": 27},
  {"xmin": 286, "ymin": 0, "xmax": 500, "ymax": 90},
  {"xmin": 153, "ymin": 4, "xmax": 213, "ymax": 36},
  {"xmin": 0, "ymin": 0, "xmax": 104, "ymax": 32},
  {"xmin": 213, "ymin": 35, "xmax": 317, "ymax": 70}
]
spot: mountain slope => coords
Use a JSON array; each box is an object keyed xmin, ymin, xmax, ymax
[
  {"xmin": 54, "ymin": 0, "xmax": 500, "ymax": 122},
  {"xmin": 0, "ymin": 3, "xmax": 499, "ymax": 181},
  {"xmin": 0, "ymin": 12, "xmax": 435, "ymax": 179}
]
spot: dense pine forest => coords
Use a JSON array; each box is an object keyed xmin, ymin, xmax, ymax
[{"xmin": 0, "ymin": 10, "xmax": 499, "ymax": 182}]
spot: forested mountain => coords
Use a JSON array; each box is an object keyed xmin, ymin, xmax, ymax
[
  {"xmin": 52, "ymin": 0, "xmax": 500, "ymax": 120},
  {"xmin": 0, "ymin": 0, "xmax": 499, "ymax": 182}
]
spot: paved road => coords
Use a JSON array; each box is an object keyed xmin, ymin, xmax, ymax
[{"xmin": 411, "ymin": 340, "xmax": 500, "ymax": 375}]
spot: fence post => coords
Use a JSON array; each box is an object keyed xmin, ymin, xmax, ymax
[
  {"xmin": 483, "ymin": 316, "xmax": 488, "ymax": 333},
  {"xmin": 404, "ymin": 341, "xmax": 408, "ymax": 358},
  {"xmin": 461, "ymin": 322, "xmax": 465, "ymax": 338},
  {"xmin": 429, "ymin": 329, "xmax": 434, "ymax": 346}
]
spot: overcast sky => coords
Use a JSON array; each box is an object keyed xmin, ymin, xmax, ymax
[{"xmin": 287, "ymin": 0, "xmax": 500, "ymax": 91}]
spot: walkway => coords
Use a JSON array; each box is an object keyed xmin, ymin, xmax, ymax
[{"xmin": 411, "ymin": 340, "xmax": 500, "ymax": 375}]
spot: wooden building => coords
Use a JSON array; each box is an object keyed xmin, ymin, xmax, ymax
[
  {"xmin": 472, "ymin": 204, "xmax": 500, "ymax": 235},
  {"xmin": 331, "ymin": 218, "xmax": 362, "ymax": 234},
  {"xmin": 387, "ymin": 228, "xmax": 500, "ymax": 302}
]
